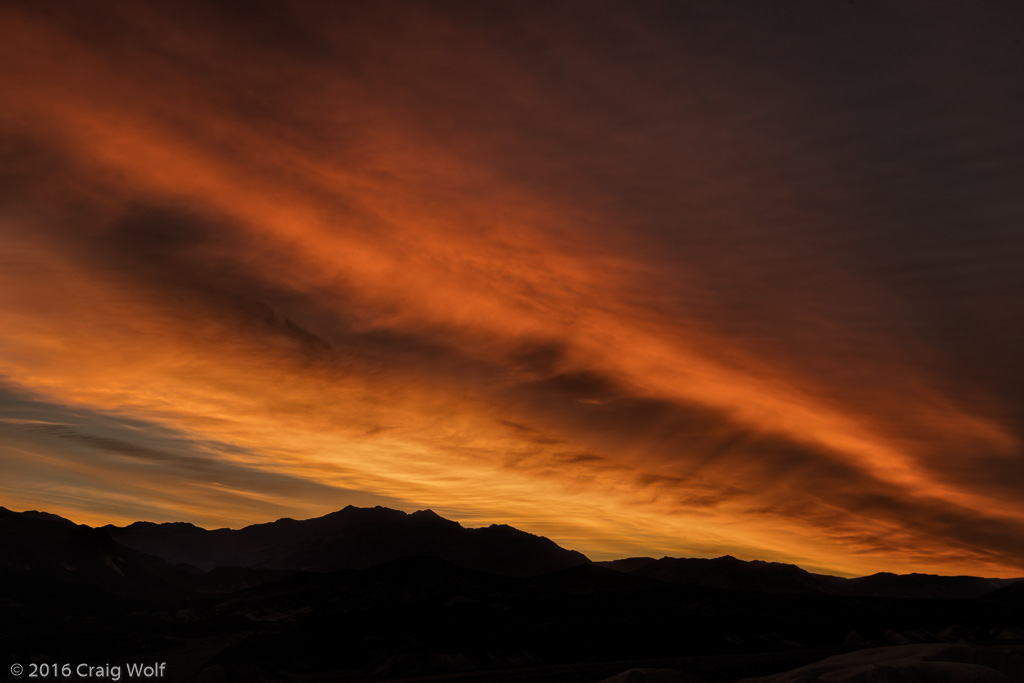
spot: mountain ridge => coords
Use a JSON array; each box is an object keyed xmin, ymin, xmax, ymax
[
  {"xmin": 102, "ymin": 504, "xmax": 589, "ymax": 577},
  {"xmin": 6, "ymin": 504, "xmax": 1024, "ymax": 681},
  {"xmin": 5, "ymin": 505, "xmax": 1021, "ymax": 597},
  {"xmin": 596, "ymin": 554, "xmax": 1021, "ymax": 599}
]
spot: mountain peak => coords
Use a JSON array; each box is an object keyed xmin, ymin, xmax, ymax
[
  {"xmin": 104, "ymin": 505, "xmax": 588, "ymax": 576},
  {"xmin": 1, "ymin": 508, "xmax": 77, "ymax": 525},
  {"xmin": 409, "ymin": 508, "xmax": 461, "ymax": 526},
  {"xmin": 35, "ymin": 511, "xmax": 76, "ymax": 525}
]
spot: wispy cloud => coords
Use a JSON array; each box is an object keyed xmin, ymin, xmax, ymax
[{"xmin": 1, "ymin": 0, "xmax": 1022, "ymax": 576}]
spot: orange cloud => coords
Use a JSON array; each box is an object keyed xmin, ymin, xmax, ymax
[{"xmin": 1, "ymin": 1, "xmax": 1023, "ymax": 578}]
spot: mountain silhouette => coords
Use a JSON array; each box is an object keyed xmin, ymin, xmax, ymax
[
  {"xmin": 842, "ymin": 571, "xmax": 1014, "ymax": 600},
  {"xmin": 598, "ymin": 554, "xmax": 1021, "ymax": 600},
  {"xmin": 614, "ymin": 555, "xmax": 837, "ymax": 595},
  {"xmin": 0, "ymin": 506, "xmax": 195, "ymax": 596},
  {"xmin": 7, "ymin": 505, "xmax": 1018, "ymax": 598},
  {"xmin": 5, "ymin": 504, "xmax": 1024, "ymax": 682},
  {"xmin": 104, "ymin": 505, "xmax": 590, "ymax": 577}
]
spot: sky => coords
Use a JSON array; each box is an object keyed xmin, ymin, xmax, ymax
[{"xmin": 1, "ymin": 0, "xmax": 1023, "ymax": 578}]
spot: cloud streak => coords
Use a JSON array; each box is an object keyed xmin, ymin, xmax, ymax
[{"xmin": 1, "ymin": 0, "xmax": 1023, "ymax": 576}]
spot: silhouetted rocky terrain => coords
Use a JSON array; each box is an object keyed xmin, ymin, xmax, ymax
[
  {"xmin": 104, "ymin": 505, "xmax": 589, "ymax": 577},
  {"xmin": 3, "ymin": 506, "xmax": 1024, "ymax": 682}
]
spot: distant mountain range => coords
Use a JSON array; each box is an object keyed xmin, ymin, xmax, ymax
[
  {"xmin": 2, "ymin": 505, "xmax": 1019, "ymax": 599},
  {"xmin": 4, "ymin": 505, "xmax": 1024, "ymax": 682},
  {"xmin": 596, "ymin": 555, "xmax": 1020, "ymax": 600},
  {"xmin": 103, "ymin": 505, "xmax": 589, "ymax": 577}
]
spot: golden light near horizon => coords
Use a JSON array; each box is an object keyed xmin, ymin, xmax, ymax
[{"xmin": 2, "ymin": 0, "xmax": 1023, "ymax": 579}]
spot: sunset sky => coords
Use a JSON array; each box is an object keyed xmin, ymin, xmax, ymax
[{"xmin": 2, "ymin": 0, "xmax": 1023, "ymax": 578}]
